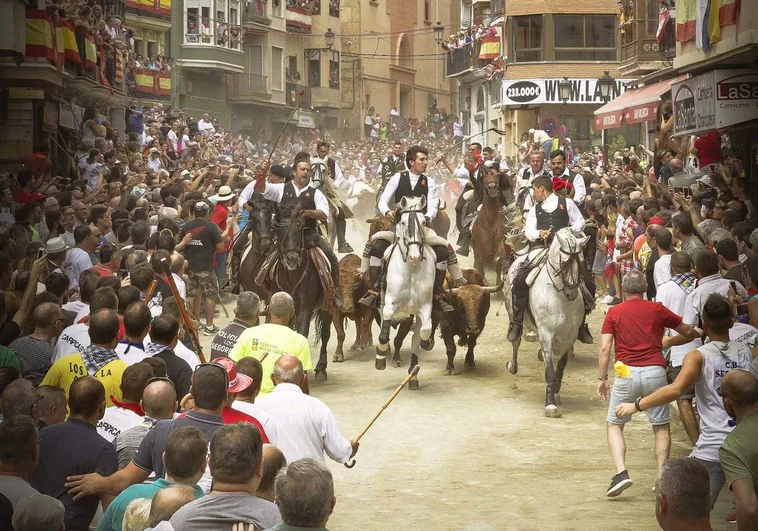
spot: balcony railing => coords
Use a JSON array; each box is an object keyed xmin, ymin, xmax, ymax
[
  {"xmin": 286, "ymin": 83, "xmax": 311, "ymax": 107},
  {"xmin": 658, "ymin": 15, "xmax": 676, "ymax": 60},
  {"xmin": 229, "ymin": 73, "xmax": 270, "ymax": 100},
  {"xmin": 242, "ymin": 0, "xmax": 272, "ymax": 25},
  {"xmin": 619, "ymin": 18, "xmax": 661, "ymax": 65},
  {"xmin": 446, "ymin": 41, "xmax": 492, "ymax": 77},
  {"xmin": 124, "ymin": 0, "xmax": 171, "ymax": 16},
  {"xmin": 129, "ymin": 68, "xmax": 172, "ymax": 100}
]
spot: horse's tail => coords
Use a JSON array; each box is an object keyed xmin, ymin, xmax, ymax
[{"xmin": 313, "ymin": 310, "xmax": 326, "ymax": 350}]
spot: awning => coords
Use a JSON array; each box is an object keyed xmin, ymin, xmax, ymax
[{"xmin": 594, "ymin": 74, "xmax": 688, "ymax": 130}]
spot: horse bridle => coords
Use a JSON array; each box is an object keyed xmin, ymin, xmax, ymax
[
  {"xmin": 548, "ymin": 240, "xmax": 583, "ymax": 293},
  {"xmin": 396, "ymin": 208, "xmax": 426, "ymax": 262}
]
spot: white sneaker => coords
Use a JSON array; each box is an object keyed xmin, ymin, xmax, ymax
[{"xmin": 600, "ymin": 295, "xmax": 615, "ymax": 304}]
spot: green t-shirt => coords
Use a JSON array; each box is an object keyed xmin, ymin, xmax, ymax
[
  {"xmin": 719, "ymin": 413, "xmax": 758, "ymax": 491},
  {"xmin": 229, "ymin": 323, "xmax": 312, "ymax": 396},
  {"xmin": 0, "ymin": 345, "xmax": 20, "ymax": 372}
]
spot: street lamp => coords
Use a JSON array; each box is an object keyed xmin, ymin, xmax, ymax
[
  {"xmin": 325, "ymin": 28, "xmax": 335, "ymax": 50},
  {"xmin": 558, "ymin": 77, "xmax": 571, "ymax": 143},
  {"xmin": 597, "ymin": 71, "xmax": 616, "ymax": 103},
  {"xmin": 433, "ymin": 22, "xmax": 444, "ymax": 45}
]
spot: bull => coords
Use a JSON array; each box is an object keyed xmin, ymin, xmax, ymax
[
  {"xmin": 332, "ymin": 254, "xmax": 374, "ymax": 363},
  {"xmin": 436, "ymin": 268, "xmax": 502, "ymax": 375}
]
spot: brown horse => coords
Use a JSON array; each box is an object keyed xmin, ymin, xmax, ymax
[
  {"xmin": 332, "ymin": 254, "xmax": 374, "ymax": 362},
  {"xmin": 472, "ymin": 167, "xmax": 506, "ymax": 285},
  {"xmin": 431, "ymin": 205, "xmax": 451, "ymax": 240}
]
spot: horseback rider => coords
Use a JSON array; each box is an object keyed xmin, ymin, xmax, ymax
[
  {"xmin": 377, "ymin": 140, "xmax": 407, "ymax": 211},
  {"xmin": 507, "ymin": 175, "xmax": 594, "ymax": 344},
  {"xmin": 359, "ymin": 145, "xmax": 456, "ymax": 313},
  {"xmin": 515, "ymin": 152, "xmax": 549, "ymax": 213},
  {"xmin": 549, "ymin": 149, "xmax": 586, "ymax": 211},
  {"xmin": 312, "ymin": 141, "xmax": 353, "ymax": 253},
  {"xmin": 440, "ymin": 153, "xmax": 480, "ymax": 257},
  {"xmin": 254, "ymin": 153, "xmax": 342, "ymax": 308}
]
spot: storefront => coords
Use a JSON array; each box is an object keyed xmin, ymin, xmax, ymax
[{"xmin": 500, "ymin": 77, "xmax": 631, "ymax": 152}]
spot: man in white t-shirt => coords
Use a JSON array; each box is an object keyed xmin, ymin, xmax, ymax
[
  {"xmin": 65, "ymin": 226, "xmax": 99, "ymax": 290},
  {"xmin": 166, "ymin": 123, "xmax": 179, "ymax": 156},
  {"xmin": 197, "ymin": 113, "xmax": 216, "ymax": 134},
  {"xmin": 96, "ymin": 363, "xmax": 154, "ymax": 442},
  {"xmin": 653, "ymin": 228, "xmax": 674, "ymax": 289},
  {"xmin": 231, "ymin": 357, "xmax": 279, "ymax": 446},
  {"xmin": 52, "ymin": 287, "xmax": 118, "ymax": 362}
]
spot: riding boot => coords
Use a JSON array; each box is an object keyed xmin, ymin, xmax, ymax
[
  {"xmin": 507, "ymin": 267, "xmax": 530, "ymax": 342},
  {"xmin": 434, "ymin": 268, "xmax": 455, "ymax": 313},
  {"xmin": 359, "ymin": 265, "xmax": 382, "ymax": 308},
  {"xmin": 577, "ymin": 318, "xmax": 594, "ymax": 344},
  {"xmin": 336, "ymin": 211, "xmax": 354, "ymax": 253},
  {"xmin": 456, "ymin": 231, "xmax": 471, "ymax": 257},
  {"xmin": 230, "ymin": 254, "xmax": 242, "ymax": 294}
]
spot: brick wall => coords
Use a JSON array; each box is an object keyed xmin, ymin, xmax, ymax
[
  {"xmin": 507, "ymin": 0, "xmax": 617, "ymax": 16},
  {"xmin": 505, "ymin": 63, "xmax": 622, "ymax": 80},
  {"xmin": 0, "ymin": 101, "xmax": 34, "ymax": 162}
]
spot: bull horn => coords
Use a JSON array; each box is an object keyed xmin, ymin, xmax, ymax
[
  {"xmin": 449, "ymin": 287, "xmax": 460, "ymax": 296},
  {"xmin": 366, "ymin": 218, "xmax": 378, "ymax": 224},
  {"xmin": 481, "ymin": 281, "xmax": 504, "ymax": 294}
]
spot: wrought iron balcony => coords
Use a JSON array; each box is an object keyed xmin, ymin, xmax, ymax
[
  {"xmin": 229, "ymin": 73, "xmax": 271, "ymax": 101},
  {"xmin": 286, "ymin": 83, "xmax": 310, "ymax": 107}
]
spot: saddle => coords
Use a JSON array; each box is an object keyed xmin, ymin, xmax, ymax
[{"xmin": 523, "ymin": 248, "xmax": 549, "ymax": 287}]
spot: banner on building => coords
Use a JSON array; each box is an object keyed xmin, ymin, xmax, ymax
[
  {"xmin": 677, "ymin": 0, "xmax": 740, "ymax": 46},
  {"xmin": 501, "ymin": 78, "xmax": 630, "ymax": 106},
  {"xmin": 25, "ymin": 9, "xmax": 54, "ymax": 61},
  {"xmin": 135, "ymin": 70, "xmax": 154, "ymax": 93},
  {"xmin": 673, "ymin": 69, "xmax": 758, "ymax": 136},
  {"xmin": 84, "ymin": 33, "xmax": 97, "ymax": 70},
  {"xmin": 155, "ymin": 72, "xmax": 171, "ymax": 96},
  {"xmin": 478, "ymin": 34, "xmax": 500, "ymax": 60},
  {"xmin": 58, "ymin": 19, "xmax": 80, "ymax": 64}
]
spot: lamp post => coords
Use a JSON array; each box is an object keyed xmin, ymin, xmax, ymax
[
  {"xmin": 433, "ymin": 22, "xmax": 444, "ymax": 45},
  {"xmin": 558, "ymin": 77, "xmax": 571, "ymax": 147},
  {"xmin": 325, "ymin": 28, "xmax": 335, "ymax": 49},
  {"xmin": 596, "ymin": 71, "xmax": 616, "ymax": 168}
]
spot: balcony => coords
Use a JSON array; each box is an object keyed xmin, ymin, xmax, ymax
[
  {"xmin": 310, "ymin": 86, "xmax": 340, "ymax": 108},
  {"xmin": 129, "ymin": 68, "xmax": 172, "ymax": 101},
  {"xmin": 228, "ymin": 73, "xmax": 271, "ymax": 102},
  {"xmin": 179, "ymin": 26, "xmax": 245, "ymax": 73},
  {"xmin": 242, "ymin": 0, "xmax": 272, "ymax": 26},
  {"xmin": 285, "ymin": 3, "xmax": 312, "ymax": 33},
  {"xmin": 618, "ymin": 18, "xmax": 666, "ymax": 76},
  {"xmin": 286, "ymin": 83, "xmax": 311, "ymax": 107}
]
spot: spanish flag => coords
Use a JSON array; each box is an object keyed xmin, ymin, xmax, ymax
[
  {"xmin": 84, "ymin": 33, "xmax": 97, "ymax": 70},
  {"xmin": 136, "ymin": 0, "xmax": 154, "ymax": 11},
  {"xmin": 25, "ymin": 9, "xmax": 55, "ymax": 61},
  {"xmin": 157, "ymin": 0, "xmax": 171, "ymax": 15},
  {"xmin": 677, "ymin": 0, "xmax": 697, "ymax": 42},
  {"xmin": 59, "ymin": 19, "xmax": 80, "ymax": 63},
  {"xmin": 115, "ymin": 50, "xmax": 124, "ymax": 84},
  {"xmin": 478, "ymin": 34, "xmax": 500, "ymax": 60},
  {"xmin": 155, "ymin": 72, "xmax": 171, "ymax": 95},
  {"xmin": 135, "ymin": 70, "xmax": 155, "ymax": 93}
]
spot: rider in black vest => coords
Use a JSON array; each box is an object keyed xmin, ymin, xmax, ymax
[
  {"xmin": 377, "ymin": 140, "xmax": 407, "ymax": 213},
  {"xmin": 359, "ymin": 145, "xmax": 454, "ymax": 312},
  {"xmin": 508, "ymin": 175, "xmax": 593, "ymax": 344},
  {"xmin": 254, "ymin": 153, "xmax": 342, "ymax": 308},
  {"xmin": 315, "ymin": 141, "xmax": 353, "ymax": 253}
]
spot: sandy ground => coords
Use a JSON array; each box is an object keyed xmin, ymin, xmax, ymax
[{"xmin": 201, "ymin": 226, "xmax": 734, "ymax": 531}]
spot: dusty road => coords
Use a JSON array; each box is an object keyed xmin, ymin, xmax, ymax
[{"xmin": 202, "ymin": 234, "xmax": 734, "ymax": 530}]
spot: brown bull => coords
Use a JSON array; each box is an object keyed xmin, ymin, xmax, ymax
[
  {"xmin": 435, "ymin": 268, "xmax": 502, "ymax": 375},
  {"xmin": 332, "ymin": 254, "xmax": 374, "ymax": 362}
]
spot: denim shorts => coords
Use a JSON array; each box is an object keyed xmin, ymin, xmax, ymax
[
  {"xmin": 592, "ymin": 249, "xmax": 607, "ymax": 275},
  {"xmin": 607, "ymin": 364, "xmax": 670, "ymax": 425}
]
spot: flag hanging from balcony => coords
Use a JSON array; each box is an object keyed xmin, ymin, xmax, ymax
[
  {"xmin": 157, "ymin": 0, "xmax": 171, "ymax": 15},
  {"xmin": 656, "ymin": 7, "xmax": 671, "ymax": 45},
  {"xmin": 676, "ymin": 0, "xmax": 696, "ymax": 42},
  {"xmin": 135, "ymin": 70, "xmax": 154, "ymax": 93},
  {"xmin": 115, "ymin": 51, "xmax": 124, "ymax": 84},
  {"xmin": 59, "ymin": 19, "xmax": 80, "ymax": 64},
  {"xmin": 84, "ymin": 34, "xmax": 97, "ymax": 70},
  {"xmin": 155, "ymin": 72, "xmax": 171, "ymax": 95},
  {"xmin": 478, "ymin": 35, "xmax": 500, "ymax": 60},
  {"xmin": 136, "ymin": 0, "xmax": 155, "ymax": 11},
  {"xmin": 25, "ymin": 9, "xmax": 55, "ymax": 61}
]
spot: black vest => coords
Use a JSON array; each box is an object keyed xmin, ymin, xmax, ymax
[
  {"xmin": 279, "ymin": 182, "xmax": 318, "ymax": 230},
  {"xmin": 327, "ymin": 157, "xmax": 336, "ymax": 180},
  {"xmin": 535, "ymin": 196, "xmax": 570, "ymax": 232},
  {"xmin": 382, "ymin": 155, "xmax": 405, "ymax": 181},
  {"xmin": 394, "ymin": 171, "xmax": 428, "ymax": 213}
]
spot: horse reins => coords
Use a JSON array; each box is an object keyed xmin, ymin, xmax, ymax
[{"xmin": 397, "ymin": 208, "xmax": 426, "ymax": 263}]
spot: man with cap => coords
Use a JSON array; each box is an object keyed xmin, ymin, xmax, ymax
[
  {"xmin": 176, "ymin": 201, "xmax": 227, "ymax": 335},
  {"xmin": 378, "ymin": 141, "xmax": 406, "ymax": 206},
  {"xmin": 211, "ymin": 357, "xmax": 271, "ymax": 435},
  {"xmin": 210, "ymin": 185, "xmax": 237, "ymax": 291},
  {"xmin": 312, "ymin": 141, "xmax": 354, "ymax": 253},
  {"xmin": 46, "ymin": 237, "xmax": 69, "ymax": 274},
  {"xmin": 147, "ymin": 148, "xmax": 164, "ymax": 173}
]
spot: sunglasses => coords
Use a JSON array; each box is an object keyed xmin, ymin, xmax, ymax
[{"xmin": 146, "ymin": 376, "xmax": 177, "ymax": 398}]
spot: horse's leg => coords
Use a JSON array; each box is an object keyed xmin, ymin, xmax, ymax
[
  {"xmin": 408, "ymin": 319, "xmax": 421, "ymax": 390},
  {"xmin": 356, "ymin": 306, "xmax": 374, "ymax": 350},
  {"xmin": 295, "ymin": 310, "xmax": 311, "ymax": 338},
  {"xmin": 393, "ymin": 317, "xmax": 412, "ymax": 368},
  {"xmin": 315, "ymin": 310, "xmax": 332, "ymax": 380},
  {"xmin": 554, "ymin": 350, "xmax": 570, "ymax": 406},
  {"xmin": 506, "ymin": 336, "xmax": 521, "ymax": 375},
  {"xmin": 540, "ymin": 334, "xmax": 560, "ymax": 418},
  {"xmin": 375, "ymin": 297, "xmax": 393, "ymax": 370},
  {"xmin": 465, "ymin": 333, "xmax": 477, "ymax": 370},
  {"xmin": 418, "ymin": 302, "xmax": 434, "ymax": 351},
  {"xmin": 332, "ymin": 311, "xmax": 346, "ymax": 362},
  {"xmin": 441, "ymin": 319, "xmax": 456, "ymax": 375}
]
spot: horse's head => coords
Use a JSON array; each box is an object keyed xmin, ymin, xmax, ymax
[
  {"xmin": 481, "ymin": 166, "xmax": 501, "ymax": 198},
  {"xmin": 310, "ymin": 161, "xmax": 327, "ymax": 190},
  {"xmin": 275, "ymin": 207, "xmax": 305, "ymax": 271},
  {"xmin": 396, "ymin": 195, "xmax": 427, "ymax": 263},
  {"xmin": 552, "ymin": 227, "xmax": 590, "ymax": 258},
  {"xmin": 248, "ymin": 194, "xmax": 275, "ymax": 253}
]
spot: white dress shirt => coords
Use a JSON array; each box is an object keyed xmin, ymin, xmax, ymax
[
  {"xmin": 197, "ymin": 119, "xmax": 215, "ymax": 134},
  {"xmin": 255, "ymin": 383, "xmax": 352, "ymax": 464},
  {"xmin": 555, "ymin": 168, "xmax": 586, "ymax": 206},
  {"xmin": 653, "ymin": 253, "xmax": 673, "ymax": 288},
  {"xmin": 378, "ymin": 171, "xmax": 438, "ymax": 220},
  {"xmin": 524, "ymin": 193, "xmax": 585, "ymax": 242},
  {"xmin": 515, "ymin": 166, "xmax": 548, "ymax": 212},
  {"xmin": 452, "ymin": 166, "xmax": 478, "ymax": 189},
  {"xmin": 65, "ymin": 247, "xmax": 95, "ymax": 290},
  {"xmin": 684, "ymin": 274, "xmax": 748, "ymax": 331},
  {"xmin": 262, "ymin": 182, "xmax": 330, "ymax": 220},
  {"xmin": 231, "ymin": 400, "xmax": 279, "ymax": 446}
]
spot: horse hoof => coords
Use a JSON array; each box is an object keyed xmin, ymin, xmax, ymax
[
  {"xmin": 506, "ymin": 361, "xmax": 518, "ymax": 375},
  {"xmin": 465, "ymin": 359, "xmax": 476, "ymax": 370},
  {"xmin": 348, "ymin": 344, "xmax": 358, "ymax": 352},
  {"xmin": 420, "ymin": 339, "xmax": 433, "ymax": 351},
  {"xmin": 537, "ymin": 349, "xmax": 544, "ymax": 362},
  {"xmin": 392, "ymin": 358, "xmax": 403, "ymax": 368},
  {"xmin": 457, "ymin": 338, "xmax": 466, "ymax": 347},
  {"xmin": 525, "ymin": 331, "xmax": 538, "ymax": 343},
  {"xmin": 544, "ymin": 405, "xmax": 561, "ymax": 418},
  {"xmin": 444, "ymin": 367, "xmax": 455, "ymax": 376},
  {"xmin": 332, "ymin": 353, "xmax": 344, "ymax": 363},
  {"xmin": 555, "ymin": 393, "xmax": 562, "ymax": 406},
  {"xmin": 408, "ymin": 378, "xmax": 420, "ymax": 390},
  {"xmin": 375, "ymin": 357, "xmax": 386, "ymax": 371},
  {"xmin": 314, "ymin": 370, "xmax": 328, "ymax": 381}
]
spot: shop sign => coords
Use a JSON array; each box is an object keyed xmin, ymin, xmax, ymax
[
  {"xmin": 296, "ymin": 110, "xmax": 316, "ymax": 129},
  {"xmin": 673, "ymin": 69, "xmax": 758, "ymax": 135},
  {"xmin": 501, "ymin": 78, "xmax": 630, "ymax": 106}
]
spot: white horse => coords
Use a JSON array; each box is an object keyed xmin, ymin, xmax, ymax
[
  {"xmin": 376, "ymin": 195, "xmax": 436, "ymax": 389},
  {"xmin": 503, "ymin": 227, "xmax": 590, "ymax": 417}
]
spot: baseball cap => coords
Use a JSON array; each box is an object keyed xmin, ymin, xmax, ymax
[
  {"xmin": 213, "ymin": 357, "xmax": 253, "ymax": 393},
  {"xmin": 648, "ymin": 216, "xmax": 665, "ymax": 226},
  {"xmin": 194, "ymin": 201, "xmax": 210, "ymax": 214}
]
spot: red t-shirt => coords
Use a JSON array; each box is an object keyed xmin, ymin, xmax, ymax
[
  {"xmin": 600, "ymin": 298, "xmax": 682, "ymax": 367},
  {"xmin": 220, "ymin": 407, "xmax": 270, "ymax": 443},
  {"xmin": 694, "ymin": 131, "xmax": 721, "ymax": 168},
  {"xmin": 212, "ymin": 203, "xmax": 229, "ymax": 252},
  {"xmin": 88, "ymin": 264, "xmax": 115, "ymax": 278}
]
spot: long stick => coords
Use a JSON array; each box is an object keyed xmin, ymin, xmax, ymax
[
  {"xmin": 265, "ymin": 94, "xmax": 304, "ymax": 167},
  {"xmin": 440, "ymin": 127, "xmax": 508, "ymax": 159},
  {"xmin": 344, "ymin": 365, "xmax": 420, "ymax": 469},
  {"xmin": 160, "ymin": 258, "xmax": 207, "ymax": 364}
]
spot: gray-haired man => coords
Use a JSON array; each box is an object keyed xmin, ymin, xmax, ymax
[
  {"xmin": 265, "ymin": 458, "xmax": 336, "ymax": 531},
  {"xmin": 210, "ymin": 291, "xmax": 261, "ymax": 360}
]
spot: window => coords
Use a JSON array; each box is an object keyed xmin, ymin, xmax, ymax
[
  {"xmin": 512, "ymin": 15, "xmax": 542, "ymax": 62},
  {"xmin": 287, "ymin": 55, "xmax": 300, "ymax": 83},
  {"xmin": 273, "ymin": 0, "xmax": 283, "ymax": 17},
  {"xmin": 305, "ymin": 49, "xmax": 321, "ymax": 87},
  {"xmin": 461, "ymin": 0, "xmax": 471, "ymax": 28},
  {"xmin": 329, "ymin": 0, "xmax": 339, "ymax": 17},
  {"xmin": 329, "ymin": 51, "xmax": 339, "ymax": 89},
  {"xmin": 554, "ymin": 15, "xmax": 616, "ymax": 61},
  {"xmin": 272, "ymin": 47, "xmax": 284, "ymax": 90},
  {"xmin": 424, "ymin": 0, "xmax": 430, "ymax": 21},
  {"xmin": 397, "ymin": 34, "xmax": 412, "ymax": 68}
]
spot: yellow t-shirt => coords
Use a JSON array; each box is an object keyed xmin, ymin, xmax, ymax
[
  {"xmin": 41, "ymin": 353, "xmax": 127, "ymax": 407},
  {"xmin": 229, "ymin": 323, "xmax": 313, "ymax": 396}
]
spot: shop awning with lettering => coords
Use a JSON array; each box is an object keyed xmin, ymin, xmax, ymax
[{"xmin": 593, "ymin": 75, "xmax": 687, "ymax": 130}]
